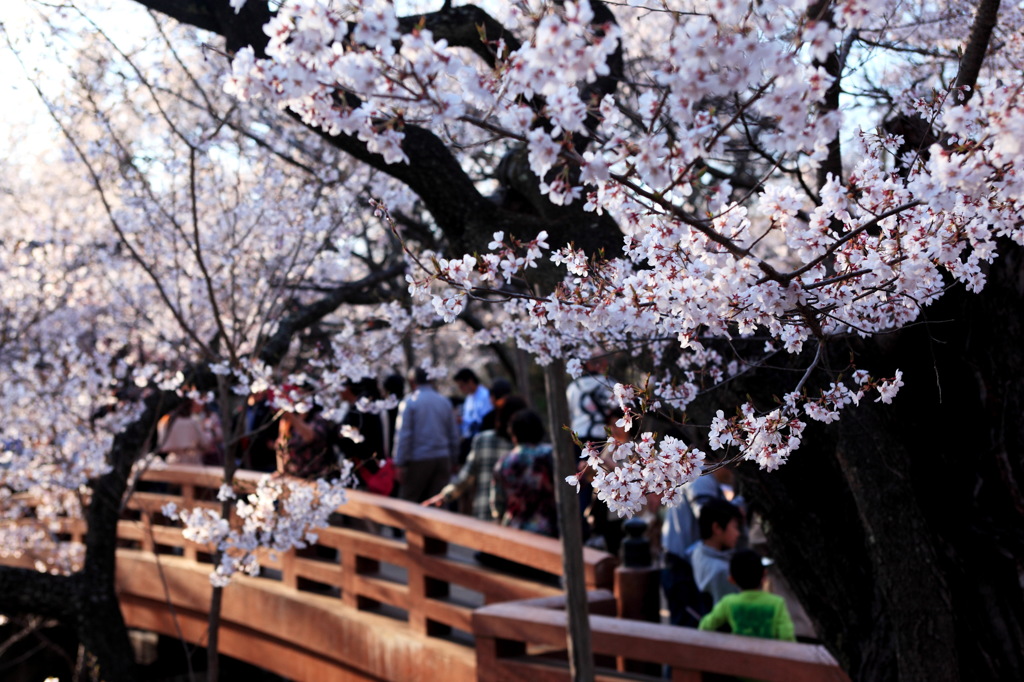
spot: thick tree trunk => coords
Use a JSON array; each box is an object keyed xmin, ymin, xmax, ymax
[
  {"xmin": 737, "ymin": 242, "xmax": 1024, "ymax": 681},
  {"xmin": 0, "ymin": 393, "xmax": 178, "ymax": 681},
  {"xmin": 72, "ymin": 393, "xmax": 172, "ymax": 682},
  {"xmin": 71, "ymin": 572, "xmax": 138, "ymax": 682}
]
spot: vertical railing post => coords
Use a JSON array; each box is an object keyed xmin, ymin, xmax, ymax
[
  {"xmin": 281, "ymin": 548, "xmax": 298, "ymax": 589},
  {"xmin": 614, "ymin": 517, "xmax": 662, "ymax": 675},
  {"xmin": 407, "ymin": 530, "xmax": 449, "ymax": 636},
  {"xmin": 141, "ymin": 510, "xmax": 155, "ymax": 554},
  {"xmin": 341, "ymin": 547, "xmax": 358, "ymax": 609},
  {"xmin": 406, "ymin": 530, "xmax": 429, "ymax": 635},
  {"xmin": 181, "ymin": 482, "xmax": 197, "ymax": 562}
]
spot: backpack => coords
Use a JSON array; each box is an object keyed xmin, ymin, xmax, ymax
[{"xmin": 579, "ymin": 381, "xmax": 613, "ymax": 436}]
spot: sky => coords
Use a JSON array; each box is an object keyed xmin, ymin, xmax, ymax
[
  {"xmin": 0, "ymin": 4, "xmax": 53, "ymax": 143},
  {"xmin": 0, "ymin": 2, "xmax": 142, "ymax": 160},
  {"xmin": 0, "ymin": 0, "xmax": 446, "ymax": 159}
]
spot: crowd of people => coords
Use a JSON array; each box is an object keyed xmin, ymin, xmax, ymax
[{"xmin": 150, "ymin": 358, "xmax": 806, "ymax": 646}]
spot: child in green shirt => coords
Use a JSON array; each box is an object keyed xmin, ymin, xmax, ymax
[{"xmin": 698, "ymin": 548, "xmax": 796, "ymax": 642}]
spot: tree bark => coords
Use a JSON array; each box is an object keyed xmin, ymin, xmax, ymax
[
  {"xmin": 0, "ymin": 392, "xmax": 181, "ymax": 681},
  {"xmin": 737, "ymin": 7, "xmax": 1021, "ymax": 679},
  {"xmin": 736, "ymin": 240, "xmax": 1024, "ymax": 681},
  {"xmin": 75, "ymin": 392, "xmax": 177, "ymax": 681},
  {"xmin": 955, "ymin": 0, "xmax": 1002, "ymax": 100}
]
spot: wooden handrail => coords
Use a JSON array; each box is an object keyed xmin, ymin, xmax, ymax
[
  {"xmin": 473, "ymin": 597, "xmax": 850, "ymax": 682},
  {"xmin": 137, "ymin": 466, "xmax": 617, "ymax": 586},
  {"xmin": 5, "ymin": 465, "xmax": 850, "ymax": 682}
]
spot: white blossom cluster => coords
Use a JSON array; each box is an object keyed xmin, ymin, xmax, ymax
[
  {"xmin": 163, "ymin": 469, "xmax": 349, "ymax": 587},
  {"xmin": 0, "ymin": 338, "xmax": 131, "ymax": 570},
  {"xmin": 567, "ymin": 366, "xmax": 903, "ymax": 511},
  {"xmin": 0, "ymin": 519, "xmax": 85, "ymax": 575},
  {"xmin": 572, "ymin": 433, "xmax": 707, "ymax": 518},
  {"xmin": 357, "ymin": 0, "xmax": 1020, "ymax": 501},
  {"xmin": 220, "ymin": 0, "xmax": 1024, "ymax": 391},
  {"xmin": 0, "ymin": 8, "xmax": 424, "ymax": 562}
]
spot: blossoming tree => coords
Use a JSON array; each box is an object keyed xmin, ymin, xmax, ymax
[
  {"xmin": 0, "ymin": 6, "xmax": 441, "ymax": 678},
  {"xmin": 3, "ymin": 0, "xmax": 1023, "ymax": 680}
]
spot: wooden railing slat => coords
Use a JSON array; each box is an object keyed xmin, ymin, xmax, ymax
[
  {"xmin": 293, "ymin": 555, "xmax": 342, "ymax": 588},
  {"xmin": 351, "ymin": 573, "xmax": 410, "ymax": 612},
  {"xmin": 423, "ymin": 597, "xmax": 474, "ymax": 634}
]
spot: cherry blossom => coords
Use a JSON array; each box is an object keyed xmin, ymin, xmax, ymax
[
  {"xmin": 4, "ymin": 0, "xmax": 1022, "ymax": 549},
  {"xmin": 163, "ymin": 470, "xmax": 350, "ymax": 587}
]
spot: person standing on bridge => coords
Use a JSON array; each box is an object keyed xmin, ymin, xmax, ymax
[
  {"xmin": 393, "ymin": 367, "xmax": 460, "ymax": 503},
  {"xmin": 491, "ymin": 409, "xmax": 558, "ymax": 538},
  {"xmin": 157, "ymin": 398, "xmax": 219, "ymax": 466},
  {"xmin": 453, "ymin": 368, "xmax": 490, "ymax": 463},
  {"xmin": 423, "ymin": 394, "xmax": 527, "ymax": 520},
  {"xmin": 273, "ymin": 385, "xmax": 338, "ymax": 480}
]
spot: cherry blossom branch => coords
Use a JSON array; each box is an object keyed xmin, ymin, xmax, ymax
[
  {"xmin": 793, "ymin": 342, "xmax": 824, "ymax": 394},
  {"xmin": 802, "ymin": 268, "xmax": 875, "ymax": 291},
  {"xmin": 188, "ymin": 148, "xmax": 239, "ymax": 365},
  {"xmin": 8, "ymin": 54, "xmax": 216, "ymax": 360},
  {"xmin": 258, "ymin": 262, "xmax": 407, "ymax": 366},
  {"xmin": 781, "ymin": 200, "xmax": 923, "ymax": 283},
  {"xmin": 606, "ymin": 169, "xmax": 788, "ymax": 283},
  {"xmin": 397, "ymin": 4, "xmax": 523, "ymax": 69}
]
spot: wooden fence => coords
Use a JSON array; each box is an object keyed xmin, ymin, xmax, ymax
[{"xmin": 11, "ymin": 464, "xmax": 848, "ymax": 681}]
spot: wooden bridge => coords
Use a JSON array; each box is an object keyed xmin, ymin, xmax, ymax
[{"xmin": 9, "ymin": 465, "xmax": 849, "ymax": 681}]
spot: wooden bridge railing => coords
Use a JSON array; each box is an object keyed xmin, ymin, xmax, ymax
[
  {"xmin": 126, "ymin": 465, "xmax": 616, "ymax": 638},
  {"xmin": 23, "ymin": 464, "xmax": 849, "ymax": 681},
  {"xmin": 473, "ymin": 594, "xmax": 851, "ymax": 682}
]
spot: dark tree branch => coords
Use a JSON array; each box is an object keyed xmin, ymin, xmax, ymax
[
  {"xmin": 955, "ymin": 0, "xmax": 1002, "ymax": 100},
  {"xmin": 139, "ymin": 0, "xmax": 274, "ymax": 56},
  {"xmin": 808, "ymin": 1, "xmax": 844, "ymax": 189},
  {"xmin": 133, "ymin": 0, "xmax": 624, "ymax": 259},
  {"xmin": 398, "ymin": 4, "xmax": 522, "ymax": 67},
  {"xmin": 259, "ymin": 263, "xmax": 407, "ymax": 366},
  {"xmin": 391, "ymin": 209, "xmax": 441, "ymax": 251},
  {"xmin": 575, "ymin": 0, "xmax": 624, "ymax": 151},
  {"xmin": 129, "ymin": 0, "xmax": 222, "ymax": 33},
  {"xmin": 458, "ymin": 307, "xmax": 518, "ymax": 378}
]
